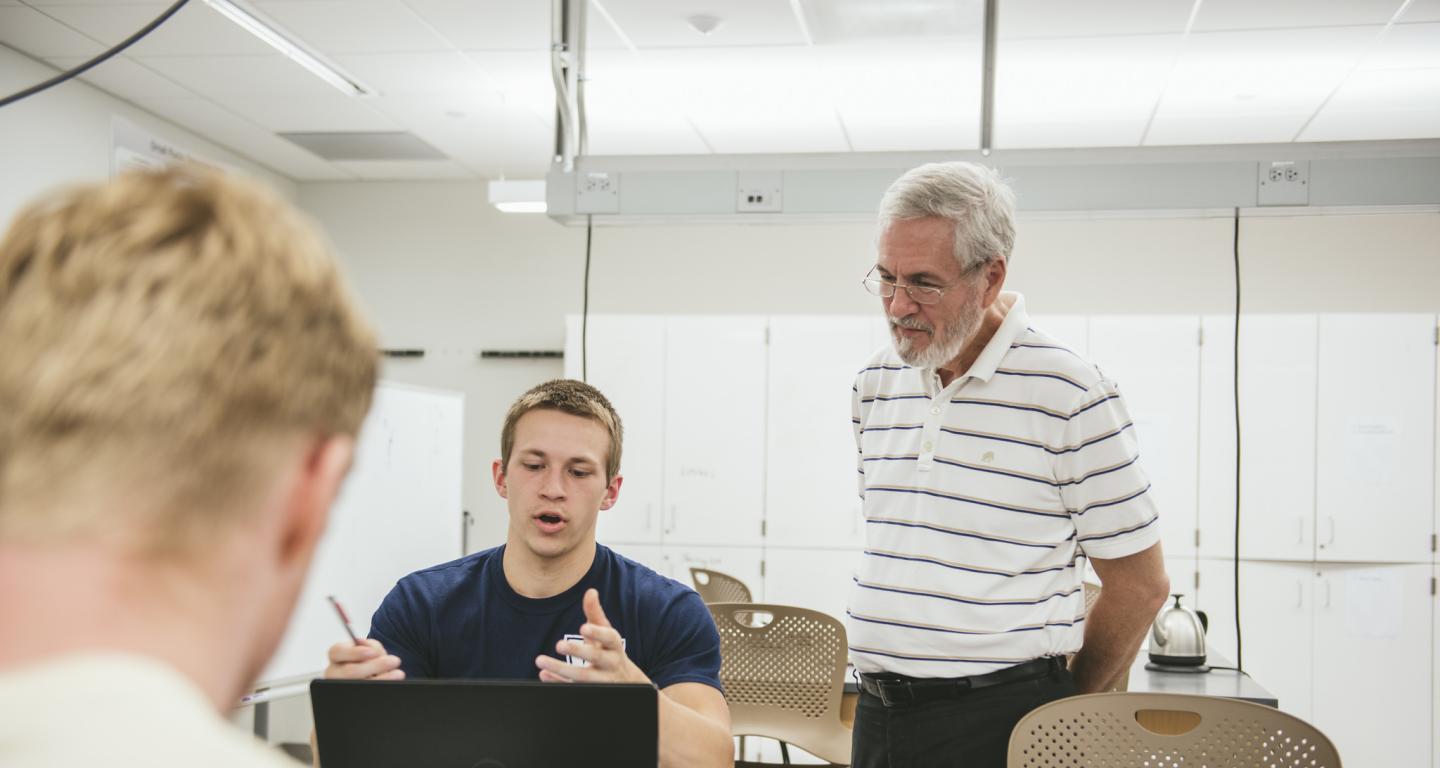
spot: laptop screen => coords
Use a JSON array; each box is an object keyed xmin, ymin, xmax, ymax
[{"xmin": 311, "ymin": 678, "xmax": 658, "ymax": 768}]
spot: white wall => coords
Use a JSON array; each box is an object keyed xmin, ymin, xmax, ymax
[
  {"xmin": 297, "ymin": 180, "xmax": 1440, "ymax": 555},
  {"xmin": 0, "ymin": 44, "xmax": 295, "ymax": 223}
]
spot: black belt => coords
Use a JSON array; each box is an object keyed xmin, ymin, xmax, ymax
[{"xmin": 857, "ymin": 656, "xmax": 1064, "ymax": 707}]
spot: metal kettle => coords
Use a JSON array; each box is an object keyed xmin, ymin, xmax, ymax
[{"xmin": 1148, "ymin": 594, "xmax": 1208, "ymax": 667}]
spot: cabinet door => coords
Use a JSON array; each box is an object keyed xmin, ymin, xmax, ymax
[
  {"xmin": 765, "ymin": 316, "xmax": 872, "ymax": 549},
  {"xmin": 1316, "ymin": 314, "xmax": 1436, "ymax": 563},
  {"xmin": 1028, "ymin": 314, "xmax": 1088, "ymax": 358},
  {"xmin": 1312, "ymin": 563, "xmax": 1432, "ymax": 767},
  {"xmin": 763, "ymin": 547, "xmax": 861, "ymax": 625},
  {"xmin": 1089, "ymin": 316, "xmax": 1201, "ymax": 558},
  {"xmin": 1198, "ymin": 315, "xmax": 1318, "ymax": 561},
  {"xmin": 1164, "ymin": 554, "xmax": 1198, "ymax": 602},
  {"xmin": 567, "ymin": 315, "xmax": 666, "ymax": 545},
  {"xmin": 606, "ymin": 543, "xmax": 668, "ymax": 579},
  {"xmin": 663, "ymin": 545, "xmax": 765, "ymax": 601},
  {"xmin": 663, "ymin": 317, "xmax": 768, "ymax": 546},
  {"xmin": 1196, "ymin": 559, "xmax": 1313, "ymax": 721}
]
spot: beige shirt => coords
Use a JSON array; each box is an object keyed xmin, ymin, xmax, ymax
[{"xmin": 0, "ymin": 653, "xmax": 299, "ymax": 768}]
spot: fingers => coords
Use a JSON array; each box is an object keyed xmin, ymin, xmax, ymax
[
  {"xmin": 325, "ymin": 639, "xmax": 403, "ymax": 680},
  {"xmin": 535, "ymin": 654, "xmax": 588, "ymax": 683},
  {"xmin": 582, "ymin": 588, "xmax": 612, "ymax": 629}
]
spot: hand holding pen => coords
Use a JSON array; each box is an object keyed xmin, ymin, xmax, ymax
[{"xmin": 323, "ymin": 595, "xmax": 405, "ymax": 682}]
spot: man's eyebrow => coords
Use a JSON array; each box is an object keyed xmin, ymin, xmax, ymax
[{"xmin": 878, "ymin": 266, "xmax": 945, "ymax": 284}]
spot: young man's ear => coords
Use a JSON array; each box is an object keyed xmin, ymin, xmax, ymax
[
  {"xmin": 279, "ymin": 435, "xmax": 354, "ymax": 567},
  {"xmin": 492, "ymin": 458, "xmax": 509, "ymax": 499},
  {"xmin": 598, "ymin": 474, "xmax": 623, "ymax": 511}
]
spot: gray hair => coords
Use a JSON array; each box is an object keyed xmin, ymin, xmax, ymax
[{"xmin": 878, "ymin": 161, "xmax": 1017, "ymax": 272}]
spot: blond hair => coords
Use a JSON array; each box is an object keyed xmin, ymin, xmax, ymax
[
  {"xmin": 0, "ymin": 165, "xmax": 378, "ymax": 553},
  {"xmin": 500, "ymin": 379, "xmax": 623, "ymax": 481}
]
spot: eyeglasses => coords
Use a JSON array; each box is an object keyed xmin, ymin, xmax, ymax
[{"xmin": 861, "ymin": 267, "xmax": 948, "ymax": 305}]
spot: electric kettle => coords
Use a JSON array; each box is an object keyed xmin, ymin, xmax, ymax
[{"xmin": 1148, "ymin": 593, "xmax": 1208, "ymax": 669}]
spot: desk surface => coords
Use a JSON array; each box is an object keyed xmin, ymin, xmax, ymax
[{"xmin": 842, "ymin": 651, "xmax": 1277, "ymax": 708}]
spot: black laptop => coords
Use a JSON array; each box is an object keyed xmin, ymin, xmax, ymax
[{"xmin": 311, "ymin": 678, "xmax": 658, "ymax": 768}]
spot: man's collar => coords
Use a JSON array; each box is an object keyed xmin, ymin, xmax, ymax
[{"xmin": 939, "ymin": 291, "xmax": 1027, "ymax": 386}]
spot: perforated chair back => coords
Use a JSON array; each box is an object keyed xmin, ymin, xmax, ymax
[
  {"xmin": 1008, "ymin": 692, "xmax": 1342, "ymax": 768},
  {"xmin": 708, "ymin": 602, "xmax": 852, "ymax": 765},
  {"xmin": 1077, "ymin": 581, "xmax": 1130, "ymax": 692},
  {"xmin": 690, "ymin": 567, "xmax": 753, "ymax": 604}
]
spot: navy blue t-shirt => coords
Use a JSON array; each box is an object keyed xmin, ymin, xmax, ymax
[{"xmin": 368, "ymin": 544, "xmax": 722, "ymax": 692}]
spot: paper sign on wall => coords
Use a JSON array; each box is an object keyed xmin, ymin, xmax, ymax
[{"xmin": 1342, "ymin": 569, "xmax": 1402, "ymax": 638}]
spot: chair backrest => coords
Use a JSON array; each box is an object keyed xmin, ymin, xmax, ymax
[
  {"xmin": 690, "ymin": 567, "xmax": 753, "ymax": 603},
  {"xmin": 1078, "ymin": 580, "xmax": 1130, "ymax": 692},
  {"xmin": 1008, "ymin": 692, "xmax": 1342, "ymax": 768},
  {"xmin": 707, "ymin": 602, "xmax": 852, "ymax": 765}
]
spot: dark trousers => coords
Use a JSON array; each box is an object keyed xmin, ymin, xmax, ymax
[{"xmin": 850, "ymin": 665, "xmax": 1076, "ymax": 768}]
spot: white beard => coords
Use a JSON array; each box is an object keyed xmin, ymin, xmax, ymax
[{"xmin": 890, "ymin": 284, "xmax": 986, "ymax": 371}]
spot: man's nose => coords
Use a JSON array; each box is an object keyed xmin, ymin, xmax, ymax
[
  {"xmin": 887, "ymin": 286, "xmax": 919, "ymax": 317},
  {"xmin": 539, "ymin": 467, "xmax": 566, "ymax": 499}
]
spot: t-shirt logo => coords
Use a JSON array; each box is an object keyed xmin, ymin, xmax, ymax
[{"xmin": 562, "ymin": 633, "xmax": 626, "ymax": 667}]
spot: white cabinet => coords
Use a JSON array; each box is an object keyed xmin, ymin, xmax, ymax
[
  {"xmin": 765, "ymin": 316, "xmax": 873, "ymax": 549},
  {"xmin": 1089, "ymin": 316, "xmax": 1201, "ymax": 558},
  {"xmin": 1315, "ymin": 314, "xmax": 1436, "ymax": 563},
  {"xmin": 664, "ymin": 545, "xmax": 766, "ymax": 601},
  {"xmin": 1311, "ymin": 563, "xmax": 1433, "ymax": 767},
  {"xmin": 763, "ymin": 547, "xmax": 861, "ymax": 624},
  {"xmin": 566, "ymin": 315, "xmax": 666, "ymax": 545},
  {"xmin": 1196, "ymin": 559, "xmax": 1314, "ymax": 721},
  {"xmin": 605, "ymin": 543, "xmax": 667, "ymax": 576},
  {"xmin": 663, "ymin": 317, "xmax": 768, "ymax": 546},
  {"xmin": 1198, "ymin": 315, "xmax": 1318, "ymax": 561}
]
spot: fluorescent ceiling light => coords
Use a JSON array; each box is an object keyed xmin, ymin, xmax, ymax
[
  {"xmin": 202, "ymin": 0, "xmax": 376, "ymax": 97},
  {"xmin": 488, "ymin": 180, "xmax": 547, "ymax": 214}
]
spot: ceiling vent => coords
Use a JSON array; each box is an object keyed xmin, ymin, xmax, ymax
[{"xmin": 279, "ymin": 132, "xmax": 447, "ymax": 161}]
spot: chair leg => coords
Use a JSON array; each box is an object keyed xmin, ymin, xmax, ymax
[{"xmin": 779, "ymin": 740, "xmax": 791, "ymax": 764}]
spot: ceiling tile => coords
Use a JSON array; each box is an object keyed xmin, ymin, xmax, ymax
[
  {"xmin": 139, "ymin": 52, "xmax": 356, "ymax": 95},
  {"xmin": 634, "ymin": 47, "xmax": 848, "ymax": 154},
  {"xmin": 368, "ymin": 92, "xmax": 553, "ymax": 178},
  {"xmin": 459, "ymin": 50, "xmax": 553, "ymax": 122},
  {"xmin": 581, "ymin": 69, "xmax": 712, "ymax": 155},
  {"xmin": 995, "ymin": 34, "xmax": 1178, "ymax": 148},
  {"xmin": 1399, "ymin": 0, "xmax": 1440, "ymax": 22},
  {"xmin": 205, "ymin": 90, "xmax": 400, "ymax": 132},
  {"xmin": 39, "ymin": 2, "xmax": 277, "ymax": 57},
  {"xmin": 813, "ymin": 40, "xmax": 981, "ymax": 152},
  {"xmin": 800, "ymin": 0, "xmax": 982, "ymax": 44},
  {"xmin": 1301, "ymin": 68, "xmax": 1440, "ymax": 141},
  {"xmin": 403, "ymin": 0, "xmax": 557, "ymax": 50},
  {"xmin": 598, "ymin": 0, "xmax": 806, "ymax": 48},
  {"xmin": 1192, "ymin": 0, "xmax": 1405, "ymax": 32},
  {"xmin": 331, "ymin": 159, "xmax": 476, "ymax": 179},
  {"xmin": 136, "ymin": 96, "xmax": 354, "ymax": 180},
  {"xmin": 252, "ymin": 0, "xmax": 452, "ymax": 54},
  {"xmin": 332, "ymin": 51, "xmax": 494, "ymax": 95},
  {"xmin": 45, "ymin": 55, "xmax": 199, "ymax": 103},
  {"xmin": 0, "ymin": 6, "xmax": 104, "ymax": 58},
  {"xmin": 1146, "ymin": 26, "xmax": 1376, "ymax": 145},
  {"xmin": 998, "ymin": 0, "xmax": 1194, "ymax": 40},
  {"xmin": 1357, "ymin": 22, "xmax": 1440, "ymax": 70}
]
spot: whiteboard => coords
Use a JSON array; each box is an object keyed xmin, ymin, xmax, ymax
[{"xmin": 257, "ymin": 381, "xmax": 465, "ymax": 686}]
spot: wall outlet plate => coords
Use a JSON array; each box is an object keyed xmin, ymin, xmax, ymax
[
  {"xmin": 736, "ymin": 171, "xmax": 783, "ymax": 213},
  {"xmin": 576, "ymin": 171, "xmax": 620, "ymax": 214},
  {"xmin": 1258, "ymin": 160, "xmax": 1310, "ymax": 206}
]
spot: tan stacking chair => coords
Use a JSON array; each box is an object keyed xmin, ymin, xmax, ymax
[
  {"xmin": 1007, "ymin": 692, "xmax": 1342, "ymax": 768},
  {"xmin": 690, "ymin": 567, "xmax": 754, "ymax": 603},
  {"xmin": 1068, "ymin": 581, "xmax": 1131, "ymax": 692},
  {"xmin": 707, "ymin": 602, "xmax": 852, "ymax": 766}
]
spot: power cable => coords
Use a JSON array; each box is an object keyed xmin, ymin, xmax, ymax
[
  {"xmin": 581, "ymin": 214, "xmax": 593, "ymax": 382},
  {"xmin": 0, "ymin": 0, "xmax": 192, "ymax": 110},
  {"xmin": 1232, "ymin": 205, "xmax": 1244, "ymax": 673}
]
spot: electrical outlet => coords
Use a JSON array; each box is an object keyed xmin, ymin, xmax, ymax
[
  {"xmin": 736, "ymin": 171, "xmax": 783, "ymax": 213},
  {"xmin": 576, "ymin": 171, "xmax": 619, "ymax": 214},
  {"xmin": 1257, "ymin": 160, "xmax": 1309, "ymax": 206}
]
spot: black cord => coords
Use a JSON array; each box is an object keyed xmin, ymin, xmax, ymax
[
  {"xmin": 581, "ymin": 214, "xmax": 593, "ymax": 382},
  {"xmin": 0, "ymin": 0, "xmax": 192, "ymax": 110},
  {"xmin": 1232, "ymin": 206, "xmax": 1243, "ymax": 674}
]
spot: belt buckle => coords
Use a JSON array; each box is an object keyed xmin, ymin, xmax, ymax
[{"xmin": 877, "ymin": 679, "xmax": 914, "ymax": 707}]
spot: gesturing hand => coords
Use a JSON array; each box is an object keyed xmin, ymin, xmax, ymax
[{"xmin": 536, "ymin": 588, "xmax": 651, "ymax": 685}]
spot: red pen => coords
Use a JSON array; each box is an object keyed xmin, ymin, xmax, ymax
[{"xmin": 327, "ymin": 595, "xmax": 363, "ymax": 646}]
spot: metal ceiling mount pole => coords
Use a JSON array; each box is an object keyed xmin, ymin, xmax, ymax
[
  {"xmin": 551, "ymin": 0, "xmax": 586, "ymax": 172},
  {"xmin": 980, "ymin": 0, "xmax": 998, "ymax": 157}
]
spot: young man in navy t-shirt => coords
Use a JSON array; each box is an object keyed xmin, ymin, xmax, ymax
[{"xmin": 323, "ymin": 380, "xmax": 732, "ymax": 768}]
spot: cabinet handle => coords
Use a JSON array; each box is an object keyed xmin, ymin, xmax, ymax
[
  {"xmin": 1323, "ymin": 516, "xmax": 1336, "ymax": 548},
  {"xmin": 1322, "ymin": 577, "xmax": 1332, "ymax": 609}
]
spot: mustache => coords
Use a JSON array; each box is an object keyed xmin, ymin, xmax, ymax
[{"xmin": 891, "ymin": 315, "xmax": 933, "ymax": 332}]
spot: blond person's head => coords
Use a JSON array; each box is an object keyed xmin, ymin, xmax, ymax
[
  {"xmin": 500, "ymin": 379, "xmax": 623, "ymax": 481},
  {"xmin": 0, "ymin": 165, "xmax": 378, "ymax": 557}
]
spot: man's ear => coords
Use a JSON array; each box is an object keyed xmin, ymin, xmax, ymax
[
  {"xmin": 492, "ymin": 458, "xmax": 509, "ymax": 499},
  {"xmin": 982, "ymin": 257, "xmax": 1008, "ymax": 305},
  {"xmin": 598, "ymin": 473, "xmax": 623, "ymax": 511},
  {"xmin": 278, "ymin": 435, "xmax": 354, "ymax": 568}
]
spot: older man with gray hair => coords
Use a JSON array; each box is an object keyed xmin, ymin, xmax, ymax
[{"xmin": 848, "ymin": 161, "xmax": 1170, "ymax": 767}]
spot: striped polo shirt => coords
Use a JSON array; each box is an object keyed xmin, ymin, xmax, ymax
[{"xmin": 847, "ymin": 292, "xmax": 1160, "ymax": 679}]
